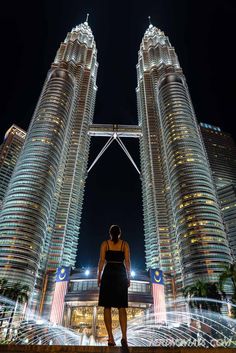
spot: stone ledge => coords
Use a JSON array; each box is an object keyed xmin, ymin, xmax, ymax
[{"xmin": 0, "ymin": 346, "xmax": 236, "ymax": 353}]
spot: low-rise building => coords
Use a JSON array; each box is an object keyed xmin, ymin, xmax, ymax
[{"xmin": 63, "ymin": 268, "xmax": 153, "ymax": 339}]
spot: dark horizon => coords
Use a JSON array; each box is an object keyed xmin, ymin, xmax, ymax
[{"xmin": 1, "ymin": 0, "xmax": 236, "ymax": 271}]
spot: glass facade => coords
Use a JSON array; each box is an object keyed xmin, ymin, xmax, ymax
[
  {"xmin": 36, "ymin": 21, "xmax": 98, "ymax": 316},
  {"xmin": 200, "ymin": 123, "xmax": 236, "ymax": 189},
  {"xmin": 0, "ymin": 20, "xmax": 97, "ymax": 310},
  {"xmin": 0, "ymin": 125, "xmax": 26, "ymax": 207},
  {"xmin": 218, "ymin": 184, "xmax": 236, "ymax": 260},
  {"xmin": 200, "ymin": 124, "xmax": 236, "ymax": 262},
  {"xmin": 136, "ymin": 24, "xmax": 232, "ymax": 303}
]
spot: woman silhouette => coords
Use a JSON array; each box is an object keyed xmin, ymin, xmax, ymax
[{"xmin": 97, "ymin": 224, "xmax": 131, "ymax": 347}]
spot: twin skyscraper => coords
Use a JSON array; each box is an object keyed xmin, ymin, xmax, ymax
[{"xmin": 0, "ymin": 18, "xmax": 232, "ymax": 316}]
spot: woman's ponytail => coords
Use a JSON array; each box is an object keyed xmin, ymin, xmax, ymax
[{"xmin": 109, "ymin": 225, "xmax": 121, "ymax": 244}]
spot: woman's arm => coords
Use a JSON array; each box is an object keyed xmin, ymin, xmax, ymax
[
  {"xmin": 97, "ymin": 241, "xmax": 106, "ymax": 287},
  {"xmin": 124, "ymin": 242, "xmax": 131, "ymax": 287}
]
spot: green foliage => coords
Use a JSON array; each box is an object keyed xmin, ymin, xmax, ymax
[
  {"xmin": 0, "ymin": 278, "xmax": 7, "ymax": 296},
  {"xmin": 219, "ymin": 263, "xmax": 236, "ymax": 292},
  {"xmin": 219, "ymin": 263, "xmax": 236, "ymax": 318},
  {"xmin": 0, "ymin": 278, "xmax": 30, "ymax": 341},
  {"xmin": 183, "ymin": 280, "xmax": 222, "ymax": 313},
  {"xmin": 0, "ymin": 278, "xmax": 30, "ymax": 304}
]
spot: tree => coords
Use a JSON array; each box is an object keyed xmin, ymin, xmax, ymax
[
  {"xmin": 205, "ymin": 283, "xmax": 222, "ymax": 313},
  {"xmin": 4, "ymin": 282, "xmax": 29, "ymax": 303},
  {"xmin": 0, "ymin": 278, "xmax": 9, "ymax": 327},
  {"xmin": 183, "ymin": 280, "xmax": 208, "ymax": 311},
  {"xmin": 0, "ymin": 278, "xmax": 7, "ymax": 296},
  {"xmin": 183, "ymin": 280, "xmax": 222, "ymax": 312},
  {"xmin": 3, "ymin": 282, "xmax": 30, "ymax": 340},
  {"xmin": 219, "ymin": 263, "xmax": 236, "ymax": 318},
  {"xmin": 183, "ymin": 280, "xmax": 224, "ymax": 345}
]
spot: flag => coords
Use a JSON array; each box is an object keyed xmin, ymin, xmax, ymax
[
  {"xmin": 150, "ymin": 269, "xmax": 164, "ymax": 285},
  {"xmin": 150, "ymin": 269, "xmax": 167, "ymax": 323},
  {"xmin": 56, "ymin": 266, "xmax": 71, "ymax": 282},
  {"xmin": 50, "ymin": 266, "xmax": 71, "ymax": 325}
]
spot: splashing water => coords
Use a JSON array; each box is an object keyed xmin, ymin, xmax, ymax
[
  {"xmin": 0, "ymin": 295, "xmax": 84, "ymax": 345},
  {"xmin": 113, "ymin": 298, "xmax": 236, "ymax": 348},
  {"xmin": 1, "ymin": 295, "xmax": 236, "ymax": 347}
]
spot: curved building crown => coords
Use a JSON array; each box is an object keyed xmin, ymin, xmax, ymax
[
  {"xmin": 144, "ymin": 24, "xmax": 168, "ymax": 44},
  {"xmin": 137, "ymin": 24, "xmax": 180, "ymax": 78},
  {"xmin": 141, "ymin": 24, "xmax": 172, "ymax": 53},
  {"xmin": 64, "ymin": 21, "xmax": 95, "ymax": 48},
  {"xmin": 54, "ymin": 20, "xmax": 97, "ymax": 76}
]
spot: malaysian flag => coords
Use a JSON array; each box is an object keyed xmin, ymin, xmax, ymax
[
  {"xmin": 150, "ymin": 269, "xmax": 167, "ymax": 323},
  {"xmin": 50, "ymin": 266, "xmax": 71, "ymax": 325}
]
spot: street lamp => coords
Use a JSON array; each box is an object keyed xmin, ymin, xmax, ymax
[{"xmin": 131, "ymin": 270, "xmax": 136, "ymax": 278}]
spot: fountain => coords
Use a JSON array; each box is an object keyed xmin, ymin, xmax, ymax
[
  {"xmin": 114, "ymin": 298, "xmax": 236, "ymax": 348},
  {"xmin": 0, "ymin": 295, "xmax": 83, "ymax": 345},
  {"xmin": 1, "ymin": 295, "xmax": 236, "ymax": 349}
]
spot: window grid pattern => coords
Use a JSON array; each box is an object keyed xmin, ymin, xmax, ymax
[
  {"xmin": 0, "ymin": 21, "xmax": 98, "ymax": 312},
  {"xmin": 136, "ymin": 24, "xmax": 232, "ymax": 305}
]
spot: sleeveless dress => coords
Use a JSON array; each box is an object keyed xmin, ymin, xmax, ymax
[{"xmin": 98, "ymin": 240, "xmax": 128, "ymax": 308}]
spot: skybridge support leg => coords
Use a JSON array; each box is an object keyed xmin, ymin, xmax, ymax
[{"xmin": 87, "ymin": 133, "xmax": 140, "ymax": 175}]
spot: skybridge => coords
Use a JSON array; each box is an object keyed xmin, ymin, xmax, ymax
[
  {"xmin": 87, "ymin": 124, "xmax": 142, "ymax": 174},
  {"xmin": 88, "ymin": 123, "xmax": 142, "ymax": 138}
]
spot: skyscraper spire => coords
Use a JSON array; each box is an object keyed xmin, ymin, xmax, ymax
[
  {"xmin": 85, "ymin": 13, "xmax": 89, "ymax": 24},
  {"xmin": 148, "ymin": 15, "xmax": 152, "ymax": 27}
]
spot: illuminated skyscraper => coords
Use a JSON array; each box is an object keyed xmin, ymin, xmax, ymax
[
  {"xmin": 218, "ymin": 185, "xmax": 236, "ymax": 261},
  {"xmin": 0, "ymin": 18, "xmax": 97, "ymax": 312},
  {"xmin": 200, "ymin": 123, "xmax": 236, "ymax": 189},
  {"xmin": 136, "ymin": 23, "xmax": 232, "ymax": 301},
  {"xmin": 0, "ymin": 125, "xmax": 26, "ymax": 207},
  {"xmin": 200, "ymin": 123, "xmax": 236, "ymax": 262},
  {"xmin": 0, "ymin": 17, "xmax": 233, "ymax": 318}
]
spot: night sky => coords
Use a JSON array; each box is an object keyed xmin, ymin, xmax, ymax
[{"xmin": 0, "ymin": 1, "xmax": 236, "ymax": 271}]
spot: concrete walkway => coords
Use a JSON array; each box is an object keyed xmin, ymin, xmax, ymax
[{"xmin": 0, "ymin": 346, "xmax": 236, "ymax": 353}]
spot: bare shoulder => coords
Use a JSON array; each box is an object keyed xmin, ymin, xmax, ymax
[
  {"xmin": 99, "ymin": 241, "xmax": 108, "ymax": 255},
  {"xmin": 101, "ymin": 240, "xmax": 108, "ymax": 248},
  {"xmin": 123, "ymin": 240, "xmax": 130, "ymax": 248}
]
